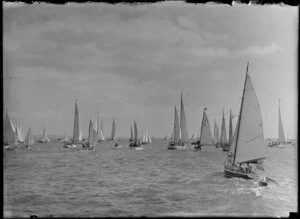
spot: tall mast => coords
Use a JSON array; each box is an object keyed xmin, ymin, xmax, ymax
[{"xmin": 233, "ymin": 62, "xmax": 249, "ymax": 165}]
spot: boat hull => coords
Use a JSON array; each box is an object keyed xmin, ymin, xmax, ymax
[
  {"xmin": 224, "ymin": 166, "xmax": 252, "ymax": 179},
  {"xmin": 167, "ymin": 143, "xmax": 188, "ymax": 150}
]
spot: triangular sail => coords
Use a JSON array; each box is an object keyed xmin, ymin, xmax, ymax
[
  {"xmin": 88, "ymin": 119, "xmax": 97, "ymax": 147},
  {"xmin": 130, "ymin": 126, "xmax": 133, "ymax": 140},
  {"xmin": 42, "ymin": 125, "xmax": 50, "ymax": 142},
  {"xmin": 110, "ymin": 118, "xmax": 116, "ymax": 140},
  {"xmin": 180, "ymin": 92, "xmax": 188, "ymax": 142},
  {"xmin": 220, "ymin": 109, "xmax": 227, "ymax": 145},
  {"xmin": 173, "ymin": 106, "xmax": 180, "ymax": 142},
  {"xmin": 278, "ymin": 100, "xmax": 285, "ymax": 144},
  {"xmin": 4, "ymin": 111, "xmax": 16, "ymax": 144},
  {"xmin": 229, "ymin": 119, "xmax": 239, "ymax": 156},
  {"xmin": 145, "ymin": 129, "xmax": 149, "ymax": 142},
  {"xmin": 134, "ymin": 121, "xmax": 138, "ymax": 142},
  {"xmin": 16, "ymin": 124, "xmax": 23, "ymax": 142},
  {"xmin": 99, "ymin": 128, "xmax": 105, "ymax": 141},
  {"xmin": 228, "ymin": 110, "xmax": 233, "ymax": 146},
  {"xmin": 213, "ymin": 120, "xmax": 218, "ymax": 145},
  {"xmin": 233, "ymin": 64, "xmax": 265, "ymax": 164},
  {"xmin": 73, "ymin": 99, "xmax": 80, "ymax": 144},
  {"xmin": 25, "ymin": 128, "xmax": 35, "ymax": 146},
  {"xmin": 200, "ymin": 109, "xmax": 214, "ymax": 146}
]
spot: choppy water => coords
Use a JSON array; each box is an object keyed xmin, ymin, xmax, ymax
[{"xmin": 4, "ymin": 139, "xmax": 297, "ymax": 217}]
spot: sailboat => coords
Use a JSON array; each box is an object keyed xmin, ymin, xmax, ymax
[
  {"xmin": 129, "ymin": 120, "xmax": 143, "ymax": 149},
  {"xmin": 194, "ymin": 108, "xmax": 214, "ymax": 151},
  {"xmin": 80, "ymin": 119, "xmax": 96, "ymax": 151},
  {"xmin": 269, "ymin": 99, "xmax": 287, "ymax": 147},
  {"xmin": 167, "ymin": 92, "xmax": 189, "ymax": 150},
  {"xmin": 39, "ymin": 125, "xmax": 50, "ymax": 143},
  {"xmin": 107, "ymin": 117, "xmax": 116, "ymax": 142},
  {"xmin": 64, "ymin": 99, "xmax": 80, "ymax": 147},
  {"xmin": 142, "ymin": 129, "xmax": 151, "ymax": 144},
  {"xmin": 223, "ymin": 110, "xmax": 233, "ymax": 151},
  {"xmin": 220, "ymin": 108, "xmax": 228, "ymax": 148},
  {"xmin": 148, "ymin": 131, "xmax": 152, "ymax": 144},
  {"xmin": 25, "ymin": 128, "xmax": 35, "ymax": 148},
  {"xmin": 224, "ymin": 63, "xmax": 267, "ymax": 185},
  {"xmin": 15, "ymin": 124, "xmax": 24, "ymax": 143},
  {"xmin": 3, "ymin": 110, "xmax": 18, "ymax": 149}
]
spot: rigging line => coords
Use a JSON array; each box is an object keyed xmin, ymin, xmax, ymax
[{"xmin": 245, "ymin": 134, "xmax": 261, "ymax": 144}]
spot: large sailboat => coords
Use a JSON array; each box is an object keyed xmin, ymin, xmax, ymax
[
  {"xmin": 167, "ymin": 92, "xmax": 189, "ymax": 149},
  {"xmin": 194, "ymin": 108, "xmax": 214, "ymax": 151},
  {"xmin": 224, "ymin": 63, "xmax": 267, "ymax": 185},
  {"xmin": 129, "ymin": 120, "xmax": 143, "ymax": 149},
  {"xmin": 3, "ymin": 110, "xmax": 18, "ymax": 149},
  {"xmin": 39, "ymin": 125, "xmax": 50, "ymax": 143},
  {"xmin": 25, "ymin": 128, "xmax": 35, "ymax": 148}
]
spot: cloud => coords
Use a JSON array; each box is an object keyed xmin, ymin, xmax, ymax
[{"xmin": 236, "ymin": 44, "xmax": 282, "ymax": 57}]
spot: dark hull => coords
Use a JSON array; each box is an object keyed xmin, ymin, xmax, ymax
[
  {"xmin": 224, "ymin": 166, "xmax": 252, "ymax": 179},
  {"xmin": 167, "ymin": 142, "xmax": 188, "ymax": 150}
]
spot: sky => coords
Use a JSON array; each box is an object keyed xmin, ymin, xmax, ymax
[{"xmin": 3, "ymin": 2, "xmax": 298, "ymax": 139}]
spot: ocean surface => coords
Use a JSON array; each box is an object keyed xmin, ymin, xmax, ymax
[{"xmin": 4, "ymin": 139, "xmax": 298, "ymax": 217}]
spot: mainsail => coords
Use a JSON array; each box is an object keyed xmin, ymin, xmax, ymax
[
  {"xmin": 25, "ymin": 128, "xmax": 35, "ymax": 146},
  {"xmin": 110, "ymin": 117, "xmax": 116, "ymax": 140},
  {"xmin": 228, "ymin": 110, "xmax": 233, "ymax": 146},
  {"xmin": 180, "ymin": 92, "xmax": 188, "ymax": 142},
  {"xmin": 278, "ymin": 99, "xmax": 285, "ymax": 144},
  {"xmin": 4, "ymin": 111, "xmax": 16, "ymax": 144},
  {"xmin": 88, "ymin": 119, "xmax": 97, "ymax": 148},
  {"xmin": 79, "ymin": 127, "xmax": 83, "ymax": 141},
  {"xmin": 73, "ymin": 99, "xmax": 80, "ymax": 144},
  {"xmin": 199, "ymin": 109, "xmax": 213, "ymax": 146},
  {"xmin": 233, "ymin": 63, "xmax": 265, "ymax": 164},
  {"xmin": 220, "ymin": 108, "xmax": 227, "ymax": 145},
  {"xmin": 173, "ymin": 106, "xmax": 180, "ymax": 142}
]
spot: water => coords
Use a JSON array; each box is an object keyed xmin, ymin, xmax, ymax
[{"xmin": 4, "ymin": 139, "xmax": 297, "ymax": 217}]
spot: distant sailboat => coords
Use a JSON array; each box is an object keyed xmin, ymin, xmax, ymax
[
  {"xmin": 39, "ymin": 125, "xmax": 50, "ymax": 143},
  {"xmin": 194, "ymin": 108, "xmax": 214, "ymax": 151},
  {"xmin": 107, "ymin": 117, "xmax": 116, "ymax": 141},
  {"xmin": 3, "ymin": 110, "xmax": 18, "ymax": 148},
  {"xmin": 80, "ymin": 119, "xmax": 97, "ymax": 151},
  {"xmin": 142, "ymin": 129, "xmax": 151, "ymax": 144},
  {"xmin": 129, "ymin": 126, "xmax": 134, "ymax": 142},
  {"xmin": 278, "ymin": 99, "xmax": 286, "ymax": 145},
  {"xmin": 62, "ymin": 133, "xmax": 69, "ymax": 143},
  {"xmin": 213, "ymin": 119, "xmax": 219, "ymax": 147},
  {"xmin": 72, "ymin": 99, "xmax": 80, "ymax": 145},
  {"xmin": 79, "ymin": 126, "xmax": 83, "ymax": 141},
  {"xmin": 148, "ymin": 131, "xmax": 152, "ymax": 143},
  {"xmin": 223, "ymin": 110, "xmax": 233, "ymax": 151},
  {"xmin": 16, "ymin": 124, "xmax": 24, "ymax": 142},
  {"xmin": 25, "ymin": 128, "xmax": 35, "ymax": 148},
  {"xmin": 167, "ymin": 92, "xmax": 189, "ymax": 149},
  {"xmin": 224, "ymin": 63, "xmax": 268, "ymax": 185},
  {"xmin": 129, "ymin": 120, "xmax": 143, "ymax": 149},
  {"xmin": 220, "ymin": 108, "xmax": 228, "ymax": 148}
]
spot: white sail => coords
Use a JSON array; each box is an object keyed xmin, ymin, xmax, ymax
[
  {"xmin": 16, "ymin": 125, "xmax": 24, "ymax": 142},
  {"xmin": 142, "ymin": 132, "xmax": 146, "ymax": 142},
  {"xmin": 234, "ymin": 65, "xmax": 265, "ymax": 164},
  {"xmin": 199, "ymin": 109, "xmax": 214, "ymax": 146},
  {"xmin": 229, "ymin": 118, "xmax": 239, "ymax": 155},
  {"xmin": 278, "ymin": 99, "xmax": 285, "ymax": 144},
  {"xmin": 10, "ymin": 120, "xmax": 16, "ymax": 133},
  {"xmin": 88, "ymin": 119, "xmax": 97, "ymax": 147},
  {"xmin": 145, "ymin": 129, "xmax": 149, "ymax": 142},
  {"xmin": 63, "ymin": 133, "xmax": 69, "ymax": 142},
  {"xmin": 99, "ymin": 128, "xmax": 105, "ymax": 141},
  {"xmin": 110, "ymin": 118, "xmax": 116, "ymax": 140}
]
